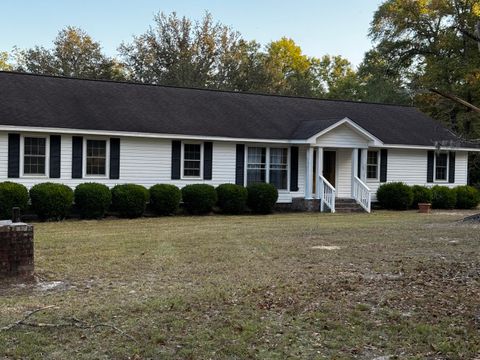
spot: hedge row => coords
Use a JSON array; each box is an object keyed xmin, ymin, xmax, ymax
[
  {"xmin": 0, "ymin": 181, "xmax": 279, "ymax": 221},
  {"xmin": 377, "ymin": 182, "xmax": 480, "ymax": 210}
]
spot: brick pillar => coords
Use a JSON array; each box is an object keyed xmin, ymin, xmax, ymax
[{"xmin": 0, "ymin": 222, "xmax": 34, "ymax": 279}]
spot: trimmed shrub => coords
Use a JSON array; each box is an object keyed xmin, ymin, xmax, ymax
[
  {"xmin": 376, "ymin": 182, "xmax": 413, "ymax": 210},
  {"xmin": 216, "ymin": 183, "xmax": 248, "ymax": 214},
  {"xmin": 431, "ymin": 185, "xmax": 457, "ymax": 209},
  {"xmin": 247, "ymin": 183, "xmax": 279, "ymax": 214},
  {"xmin": 411, "ymin": 185, "xmax": 432, "ymax": 208},
  {"xmin": 29, "ymin": 183, "xmax": 74, "ymax": 221},
  {"xmin": 0, "ymin": 182, "xmax": 29, "ymax": 220},
  {"xmin": 111, "ymin": 184, "xmax": 149, "ymax": 218},
  {"xmin": 150, "ymin": 184, "xmax": 182, "ymax": 215},
  {"xmin": 455, "ymin": 185, "xmax": 480, "ymax": 209},
  {"xmin": 74, "ymin": 183, "xmax": 112, "ymax": 219},
  {"xmin": 181, "ymin": 184, "xmax": 217, "ymax": 215}
]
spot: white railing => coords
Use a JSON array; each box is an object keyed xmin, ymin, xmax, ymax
[
  {"xmin": 352, "ymin": 176, "xmax": 371, "ymax": 213},
  {"xmin": 319, "ymin": 175, "xmax": 336, "ymax": 213}
]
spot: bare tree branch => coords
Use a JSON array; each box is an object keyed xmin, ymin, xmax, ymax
[
  {"xmin": 0, "ymin": 306, "xmax": 138, "ymax": 343},
  {"xmin": 429, "ymin": 88, "xmax": 480, "ymax": 114}
]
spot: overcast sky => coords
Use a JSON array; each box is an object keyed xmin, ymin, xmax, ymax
[{"xmin": 0, "ymin": 0, "xmax": 383, "ymax": 66}]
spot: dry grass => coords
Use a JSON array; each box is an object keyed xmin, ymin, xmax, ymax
[{"xmin": 1, "ymin": 211, "xmax": 479, "ymax": 359}]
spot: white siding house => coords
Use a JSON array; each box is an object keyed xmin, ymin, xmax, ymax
[{"xmin": 0, "ymin": 71, "xmax": 478, "ymax": 213}]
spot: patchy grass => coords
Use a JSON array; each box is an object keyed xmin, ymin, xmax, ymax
[{"xmin": 1, "ymin": 211, "xmax": 479, "ymax": 359}]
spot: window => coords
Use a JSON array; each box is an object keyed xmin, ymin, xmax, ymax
[
  {"xmin": 183, "ymin": 143, "xmax": 201, "ymax": 177},
  {"xmin": 269, "ymin": 148, "xmax": 288, "ymax": 190},
  {"xmin": 366, "ymin": 151, "xmax": 379, "ymax": 180},
  {"xmin": 24, "ymin": 137, "xmax": 46, "ymax": 175},
  {"xmin": 246, "ymin": 147, "xmax": 289, "ymax": 189},
  {"xmin": 435, "ymin": 153, "xmax": 448, "ymax": 181},
  {"xmin": 86, "ymin": 140, "xmax": 107, "ymax": 175},
  {"xmin": 247, "ymin": 147, "xmax": 266, "ymax": 185}
]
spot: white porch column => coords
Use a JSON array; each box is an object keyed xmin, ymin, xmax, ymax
[
  {"xmin": 360, "ymin": 148, "xmax": 367, "ymax": 182},
  {"xmin": 305, "ymin": 146, "xmax": 314, "ymax": 199},
  {"xmin": 315, "ymin": 147, "xmax": 323, "ymax": 198},
  {"xmin": 351, "ymin": 148, "xmax": 359, "ymax": 195}
]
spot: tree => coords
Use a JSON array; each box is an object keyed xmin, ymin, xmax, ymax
[
  {"xmin": 0, "ymin": 51, "xmax": 12, "ymax": 71},
  {"xmin": 120, "ymin": 12, "xmax": 255, "ymax": 89},
  {"xmin": 370, "ymin": 0, "xmax": 480, "ymax": 186},
  {"xmin": 14, "ymin": 27, "xmax": 125, "ymax": 80},
  {"xmin": 370, "ymin": 0, "xmax": 480, "ymax": 138},
  {"xmin": 262, "ymin": 37, "xmax": 322, "ymax": 96},
  {"xmin": 356, "ymin": 50, "xmax": 411, "ymax": 104},
  {"xmin": 315, "ymin": 55, "xmax": 360, "ymax": 100}
]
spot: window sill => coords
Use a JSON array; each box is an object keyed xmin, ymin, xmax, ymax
[{"xmin": 84, "ymin": 175, "xmax": 109, "ymax": 179}]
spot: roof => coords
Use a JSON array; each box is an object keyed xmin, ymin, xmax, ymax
[{"xmin": 0, "ymin": 71, "xmax": 463, "ymax": 146}]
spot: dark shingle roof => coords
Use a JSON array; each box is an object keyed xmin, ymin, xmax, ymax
[{"xmin": 0, "ymin": 71, "xmax": 462, "ymax": 146}]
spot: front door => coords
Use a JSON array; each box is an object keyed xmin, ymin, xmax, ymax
[{"xmin": 323, "ymin": 151, "xmax": 336, "ymax": 187}]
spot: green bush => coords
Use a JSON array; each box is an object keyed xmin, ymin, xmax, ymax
[
  {"xmin": 431, "ymin": 186, "xmax": 457, "ymax": 209},
  {"xmin": 376, "ymin": 182, "xmax": 413, "ymax": 210},
  {"xmin": 247, "ymin": 183, "xmax": 279, "ymax": 214},
  {"xmin": 411, "ymin": 185, "xmax": 433, "ymax": 208},
  {"xmin": 150, "ymin": 184, "xmax": 182, "ymax": 215},
  {"xmin": 29, "ymin": 183, "xmax": 74, "ymax": 221},
  {"xmin": 216, "ymin": 183, "xmax": 248, "ymax": 214},
  {"xmin": 455, "ymin": 185, "xmax": 480, "ymax": 209},
  {"xmin": 74, "ymin": 183, "xmax": 112, "ymax": 219},
  {"xmin": 111, "ymin": 184, "xmax": 149, "ymax": 218},
  {"xmin": 181, "ymin": 184, "xmax": 217, "ymax": 215},
  {"xmin": 0, "ymin": 182, "xmax": 29, "ymax": 220}
]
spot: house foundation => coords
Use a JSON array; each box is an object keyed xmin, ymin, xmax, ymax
[{"xmin": 275, "ymin": 198, "xmax": 321, "ymax": 212}]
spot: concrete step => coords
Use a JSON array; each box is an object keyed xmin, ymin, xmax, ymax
[{"xmin": 334, "ymin": 198, "xmax": 366, "ymax": 213}]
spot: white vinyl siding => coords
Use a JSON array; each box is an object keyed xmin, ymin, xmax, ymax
[
  {"xmin": 316, "ymin": 124, "xmax": 370, "ymax": 148},
  {"xmin": 0, "ymin": 132, "xmax": 471, "ymax": 205},
  {"xmin": 0, "ymin": 133, "xmax": 294, "ymax": 203},
  {"xmin": 367, "ymin": 149, "xmax": 469, "ymax": 201}
]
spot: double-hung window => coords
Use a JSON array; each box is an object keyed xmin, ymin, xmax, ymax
[
  {"xmin": 86, "ymin": 140, "xmax": 107, "ymax": 176},
  {"xmin": 247, "ymin": 147, "xmax": 288, "ymax": 190},
  {"xmin": 269, "ymin": 148, "xmax": 288, "ymax": 190},
  {"xmin": 23, "ymin": 137, "xmax": 47, "ymax": 175},
  {"xmin": 183, "ymin": 143, "xmax": 202, "ymax": 177},
  {"xmin": 366, "ymin": 151, "xmax": 379, "ymax": 180},
  {"xmin": 247, "ymin": 147, "xmax": 266, "ymax": 185},
  {"xmin": 435, "ymin": 153, "xmax": 448, "ymax": 181}
]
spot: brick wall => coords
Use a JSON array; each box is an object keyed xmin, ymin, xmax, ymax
[{"xmin": 0, "ymin": 222, "xmax": 34, "ymax": 279}]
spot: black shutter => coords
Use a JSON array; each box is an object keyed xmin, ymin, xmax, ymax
[
  {"xmin": 7, "ymin": 133, "xmax": 20, "ymax": 178},
  {"xmin": 235, "ymin": 144, "xmax": 245, "ymax": 186},
  {"xmin": 72, "ymin": 136, "xmax": 83, "ymax": 179},
  {"xmin": 380, "ymin": 149, "xmax": 388, "ymax": 183},
  {"xmin": 110, "ymin": 138, "xmax": 120, "ymax": 179},
  {"xmin": 171, "ymin": 140, "xmax": 181, "ymax": 180},
  {"xmin": 357, "ymin": 149, "xmax": 362, "ymax": 178},
  {"xmin": 290, "ymin": 146, "xmax": 299, "ymax": 191},
  {"xmin": 49, "ymin": 135, "xmax": 61, "ymax": 178},
  {"xmin": 448, "ymin": 151, "xmax": 455, "ymax": 183},
  {"xmin": 427, "ymin": 150, "xmax": 434, "ymax": 183},
  {"xmin": 203, "ymin": 142, "xmax": 213, "ymax": 180}
]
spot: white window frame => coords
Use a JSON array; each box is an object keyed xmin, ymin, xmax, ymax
[
  {"xmin": 83, "ymin": 137, "xmax": 110, "ymax": 178},
  {"xmin": 366, "ymin": 150, "xmax": 380, "ymax": 181},
  {"xmin": 434, "ymin": 152, "xmax": 449, "ymax": 182},
  {"xmin": 20, "ymin": 134, "xmax": 50, "ymax": 178},
  {"xmin": 181, "ymin": 141, "xmax": 204, "ymax": 180},
  {"xmin": 244, "ymin": 145, "xmax": 290, "ymax": 192}
]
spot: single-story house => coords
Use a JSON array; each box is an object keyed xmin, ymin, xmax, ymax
[{"xmin": 0, "ymin": 71, "xmax": 478, "ymax": 213}]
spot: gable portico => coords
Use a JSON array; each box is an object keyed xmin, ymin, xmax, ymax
[{"xmin": 303, "ymin": 118, "xmax": 383, "ymax": 212}]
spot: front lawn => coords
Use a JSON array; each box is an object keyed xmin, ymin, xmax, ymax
[{"xmin": 1, "ymin": 211, "xmax": 479, "ymax": 359}]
